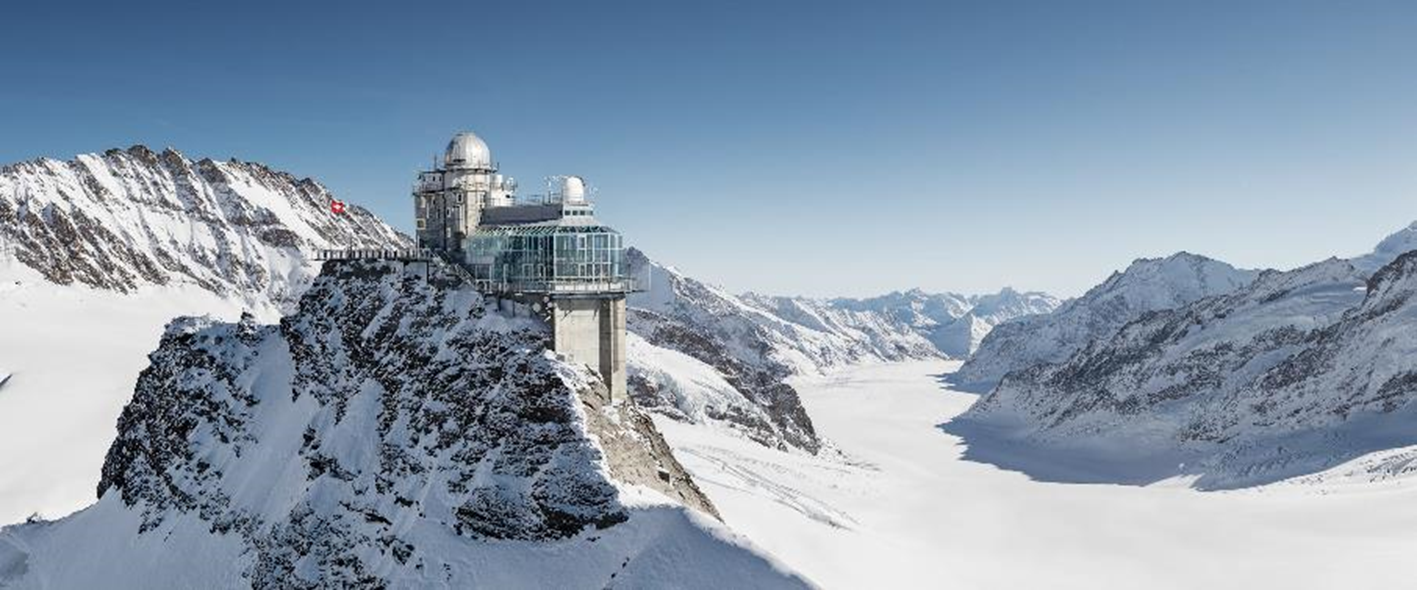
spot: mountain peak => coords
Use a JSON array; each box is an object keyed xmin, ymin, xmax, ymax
[
  {"xmin": 1367, "ymin": 249, "xmax": 1417, "ymax": 297},
  {"xmin": 0, "ymin": 146, "xmax": 408, "ymax": 308},
  {"xmin": 1353, "ymin": 219, "xmax": 1417, "ymax": 274},
  {"xmin": 1088, "ymin": 251, "xmax": 1257, "ymax": 310},
  {"xmin": 957, "ymin": 251, "xmax": 1258, "ymax": 387}
]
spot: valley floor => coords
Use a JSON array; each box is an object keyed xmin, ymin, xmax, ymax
[{"xmin": 655, "ymin": 360, "xmax": 1417, "ymax": 590}]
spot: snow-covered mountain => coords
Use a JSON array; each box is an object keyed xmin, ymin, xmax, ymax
[
  {"xmin": 625, "ymin": 249, "xmax": 942, "ymax": 453},
  {"xmin": 1352, "ymin": 220, "xmax": 1417, "ymax": 274},
  {"xmin": 829, "ymin": 288, "xmax": 1061, "ymax": 358},
  {"xmin": 953, "ymin": 252, "xmax": 1259, "ymax": 388},
  {"xmin": 0, "ymin": 260, "xmax": 808, "ymax": 589},
  {"xmin": 830, "ymin": 289, "xmax": 973, "ymax": 328},
  {"xmin": 0, "ymin": 145, "xmax": 407, "ymax": 311},
  {"xmin": 953, "ymin": 250, "xmax": 1417, "ymax": 488},
  {"xmin": 736, "ymin": 293, "xmax": 945, "ymax": 363},
  {"xmin": 0, "ymin": 147, "xmax": 409, "ymax": 525}
]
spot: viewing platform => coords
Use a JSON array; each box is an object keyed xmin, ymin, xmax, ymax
[
  {"xmin": 310, "ymin": 248, "xmax": 637, "ymax": 298},
  {"xmin": 471, "ymin": 277, "xmax": 639, "ymax": 299},
  {"xmin": 312, "ymin": 248, "xmax": 437, "ymax": 262}
]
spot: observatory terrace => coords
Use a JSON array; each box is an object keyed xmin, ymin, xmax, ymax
[
  {"xmin": 409, "ymin": 130, "xmax": 637, "ymax": 398},
  {"xmin": 465, "ymin": 222, "xmax": 635, "ymax": 298}
]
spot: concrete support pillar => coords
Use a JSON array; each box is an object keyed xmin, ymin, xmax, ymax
[
  {"xmin": 599, "ymin": 297, "xmax": 627, "ymax": 400},
  {"xmin": 550, "ymin": 296, "xmax": 627, "ymax": 400}
]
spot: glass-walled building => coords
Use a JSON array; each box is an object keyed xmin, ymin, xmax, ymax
[{"xmin": 464, "ymin": 222, "xmax": 632, "ymax": 295}]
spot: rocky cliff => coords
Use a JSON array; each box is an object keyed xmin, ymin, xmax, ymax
[
  {"xmin": 625, "ymin": 250, "xmax": 831, "ymax": 453},
  {"xmin": 0, "ymin": 260, "xmax": 807, "ymax": 589}
]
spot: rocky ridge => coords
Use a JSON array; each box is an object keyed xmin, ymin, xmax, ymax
[
  {"xmin": 0, "ymin": 146, "xmax": 407, "ymax": 311},
  {"xmin": 954, "ymin": 250, "xmax": 1417, "ymax": 488},
  {"xmin": 830, "ymin": 287, "xmax": 1062, "ymax": 357},
  {"xmin": 955, "ymin": 252, "xmax": 1259, "ymax": 388},
  {"xmin": 0, "ymin": 260, "xmax": 807, "ymax": 588}
]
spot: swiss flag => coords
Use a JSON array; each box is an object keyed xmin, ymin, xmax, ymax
[{"xmin": 330, "ymin": 200, "xmax": 347, "ymax": 215}]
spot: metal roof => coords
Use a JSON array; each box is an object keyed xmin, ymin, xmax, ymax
[{"xmin": 471, "ymin": 223, "xmax": 621, "ymax": 237}]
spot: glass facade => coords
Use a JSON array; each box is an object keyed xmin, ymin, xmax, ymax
[{"xmin": 464, "ymin": 223, "xmax": 629, "ymax": 293}]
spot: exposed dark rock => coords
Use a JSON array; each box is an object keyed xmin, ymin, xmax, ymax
[
  {"xmin": 0, "ymin": 148, "xmax": 408, "ymax": 309},
  {"xmin": 79, "ymin": 259, "xmax": 723, "ymax": 586}
]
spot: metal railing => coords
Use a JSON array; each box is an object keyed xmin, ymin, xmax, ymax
[
  {"xmin": 307, "ymin": 248, "xmax": 638, "ymax": 296},
  {"xmin": 312, "ymin": 248, "xmax": 437, "ymax": 262},
  {"xmin": 472, "ymin": 277, "xmax": 639, "ymax": 296}
]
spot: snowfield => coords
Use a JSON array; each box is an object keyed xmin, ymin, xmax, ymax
[
  {"xmin": 0, "ymin": 264, "xmax": 267, "ymax": 525},
  {"xmin": 658, "ymin": 360, "xmax": 1417, "ymax": 590},
  {"xmin": 0, "ymin": 146, "xmax": 406, "ymax": 526}
]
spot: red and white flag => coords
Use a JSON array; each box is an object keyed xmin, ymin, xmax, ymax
[{"xmin": 330, "ymin": 200, "xmax": 347, "ymax": 214}]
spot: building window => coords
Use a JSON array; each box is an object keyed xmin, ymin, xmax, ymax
[{"xmin": 416, "ymin": 218, "xmax": 426, "ymax": 230}]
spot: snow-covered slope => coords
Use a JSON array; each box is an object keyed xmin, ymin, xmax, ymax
[
  {"xmin": 1352, "ymin": 220, "xmax": 1417, "ymax": 275},
  {"xmin": 829, "ymin": 288, "xmax": 1062, "ymax": 357},
  {"xmin": 0, "ymin": 267, "xmax": 268, "ymax": 525},
  {"xmin": 736, "ymin": 293, "xmax": 943, "ymax": 363},
  {"xmin": 658, "ymin": 360, "xmax": 1417, "ymax": 590},
  {"xmin": 954, "ymin": 252, "xmax": 1259, "ymax": 388},
  {"xmin": 627, "ymin": 251, "xmax": 823, "ymax": 454},
  {"xmin": 830, "ymin": 288, "xmax": 973, "ymax": 327},
  {"xmin": 623, "ymin": 249, "xmax": 1055, "ymax": 453},
  {"xmin": 0, "ymin": 145, "xmax": 407, "ymax": 311},
  {"xmin": 626, "ymin": 249, "xmax": 950, "ymax": 453},
  {"xmin": 0, "ymin": 260, "xmax": 809, "ymax": 589},
  {"xmin": 931, "ymin": 288, "xmax": 1063, "ymax": 357},
  {"xmin": 954, "ymin": 251, "xmax": 1417, "ymax": 488},
  {"xmin": 0, "ymin": 147, "xmax": 409, "ymax": 525},
  {"xmin": 629, "ymin": 250, "xmax": 938, "ymax": 378}
]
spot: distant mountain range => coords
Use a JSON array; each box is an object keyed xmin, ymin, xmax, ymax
[
  {"xmin": 828, "ymin": 287, "xmax": 1062, "ymax": 358},
  {"xmin": 626, "ymin": 249, "xmax": 932, "ymax": 454},
  {"xmin": 948, "ymin": 222, "xmax": 1417, "ymax": 488},
  {"xmin": 624, "ymin": 249, "xmax": 1059, "ymax": 454},
  {"xmin": 954, "ymin": 252, "xmax": 1260, "ymax": 389}
]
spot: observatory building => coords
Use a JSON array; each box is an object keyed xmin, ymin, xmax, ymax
[{"xmin": 413, "ymin": 131, "xmax": 633, "ymax": 397}]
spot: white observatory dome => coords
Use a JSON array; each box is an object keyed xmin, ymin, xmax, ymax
[
  {"xmin": 443, "ymin": 131, "xmax": 492, "ymax": 170},
  {"xmin": 562, "ymin": 175, "xmax": 587, "ymax": 203}
]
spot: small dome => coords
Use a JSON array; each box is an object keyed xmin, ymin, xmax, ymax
[
  {"xmin": 443, "ymin": 132, "xmax": 491, "ymax": 170},
  {"xmin": 562, "ymin": 176, "xmax": 587, "ymax": 203}
]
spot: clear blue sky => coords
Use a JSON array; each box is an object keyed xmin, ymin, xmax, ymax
[{"xmin": 3, "ymin": 1, "xmax": 1416, "ymax": 297}]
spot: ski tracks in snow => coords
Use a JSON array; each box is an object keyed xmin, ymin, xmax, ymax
[{"xmin": 674, "ymin": 445, "xmax": 860, "ymax": 530}]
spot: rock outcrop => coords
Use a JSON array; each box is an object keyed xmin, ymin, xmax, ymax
[{"xmin": 0, "ymin": 260, "xmax": 808, "ymax": 589}]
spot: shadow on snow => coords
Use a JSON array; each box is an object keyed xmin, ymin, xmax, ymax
[{"xmin": 931, "ymin": 369, "xmax": 1417, "ymax": 490}]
